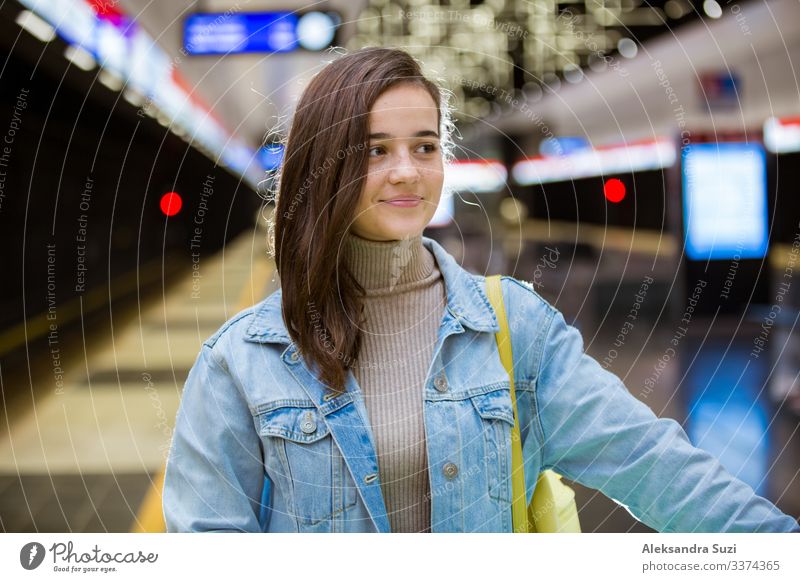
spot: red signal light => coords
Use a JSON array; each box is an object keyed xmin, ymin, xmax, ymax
[
  {"xmin": 604, "ymin": 178, "xmax": 626, "ymax": 203},
  {"xmin": 160, "ymin": 192, "xmax": 182, "ymax": 216}
]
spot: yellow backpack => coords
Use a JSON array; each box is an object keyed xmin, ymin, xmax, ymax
[{"xmin": 485, "ymin": 275, "xmax": 581, "ymax": 533}]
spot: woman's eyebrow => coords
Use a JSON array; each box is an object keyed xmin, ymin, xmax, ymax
[{"xmin": 368, "ymin": 130, "xmax": 440, "ymax": 139}]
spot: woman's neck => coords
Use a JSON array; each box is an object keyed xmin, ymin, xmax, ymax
[{"xmin": 342, "ymin": 231, "xmax": 434, "ymax": 292}]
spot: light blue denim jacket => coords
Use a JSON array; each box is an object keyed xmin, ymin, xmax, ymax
[{"xmin": 162, "ymin": 236, "xmax": 800, "ymax": 533}]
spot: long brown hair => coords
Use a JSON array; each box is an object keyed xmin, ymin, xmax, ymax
[{"xmin": 267, "ymin": 47, "xmax": 454, "ymax": 395}]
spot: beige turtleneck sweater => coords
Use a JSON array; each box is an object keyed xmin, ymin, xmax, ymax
[{"xmin": 342, "ymin": 230, "xmax": 447, "ymax": 533}]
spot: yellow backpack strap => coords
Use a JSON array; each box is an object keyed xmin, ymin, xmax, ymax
[{"xmin": 485, "ymin": 275, "xmax": 529, "ymax": 532}]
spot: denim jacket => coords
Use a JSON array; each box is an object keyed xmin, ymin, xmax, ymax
[{"xmin": 162, "ymin": 236, "xmax": 800, "ymax": 533}]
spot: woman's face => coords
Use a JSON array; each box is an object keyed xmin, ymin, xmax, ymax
[{"xmin": 349, "ymin": 83, "xmax": 444, "ymax": 242}]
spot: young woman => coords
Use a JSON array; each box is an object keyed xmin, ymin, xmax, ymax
[{"xmin": 162, "ymin": 47, "xmax": 800, "ymax": 533}]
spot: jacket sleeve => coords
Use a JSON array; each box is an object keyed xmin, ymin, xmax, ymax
[
  {"xmin": 162, "ymin": 344, "xmax": 269, "ymax": 532},
  {"xmin": 535, "ymin": 307, "xmax": 800, "ymax": 532}
]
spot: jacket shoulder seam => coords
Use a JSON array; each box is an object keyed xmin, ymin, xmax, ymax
[
  {"xmin": 198, "ymin": 331, "xmax": 251, "ymax": 406},
  {"xmin": 202, "ymin": 308, "xmax": 257, "ymax": 349},
  {"xmin": 503, "ymin": 276, "xmax": 556, "ymax": 312}
]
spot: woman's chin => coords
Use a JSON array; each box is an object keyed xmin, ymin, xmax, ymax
[
  {"xmin": 383, "ymin": 226, "xmax": 425, "ymax": 240},
  {"xmin": 363, "ymin": 219, "xmax": 426, "ymax": 241}
]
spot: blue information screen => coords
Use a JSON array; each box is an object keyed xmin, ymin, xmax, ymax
[
  {"xmin": 184, "ymin": 12, "xmax": 298, "ymax": 54},
  {"xmin": 184, "ymin": 12, "xmax": 338, "ymax": 55},
  {"xmin": 681, "ymin": 142, "xmax": 769, "ymax": 261}
]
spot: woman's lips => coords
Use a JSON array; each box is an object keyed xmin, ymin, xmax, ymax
[{"xmin": 381, "ymin": 197, "xmax": 422, "ymax": 208}]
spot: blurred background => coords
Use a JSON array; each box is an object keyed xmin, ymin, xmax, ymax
[{"xmin": 0, "ymin": 0, "xmax": 799, "ymax": 533}]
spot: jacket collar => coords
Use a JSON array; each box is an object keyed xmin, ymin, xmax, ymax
[{"xmin": 244, "ymin": 235, "xmax": 500, "ymax": 344}]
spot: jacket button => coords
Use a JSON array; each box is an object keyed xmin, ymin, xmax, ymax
[
  {"xmin": 300, "ymin": 411, "xmax": 316, "ymax": 434},
  {"xmin": 290, "ymin": 351, "xmax": 300, "ymax": 361},
  {"xmin": 442, "ymin": 462, "xmax": 458, "ymax": 479},
  {"xmin": 434, "ymin": 375, "xmax": 448, "ymax": 392}
]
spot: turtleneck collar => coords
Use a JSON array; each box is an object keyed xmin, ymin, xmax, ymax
[{"xmin": 342, "ymin": 230, "xmax": 436, "ymax": 292}]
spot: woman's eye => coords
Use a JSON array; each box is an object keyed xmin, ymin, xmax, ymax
[{"xmin": 369, "ymin": 143, "xmax": 438, "ymax": 157}]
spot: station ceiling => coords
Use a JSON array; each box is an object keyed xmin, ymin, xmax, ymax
[{"xmin": 119, "ymin": 0, "xmax": 744, "ymax": 147}]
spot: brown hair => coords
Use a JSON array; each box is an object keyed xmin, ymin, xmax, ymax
[{"xmin": 267, "ymin": 47, "xmax": 454, "ymax": 395}]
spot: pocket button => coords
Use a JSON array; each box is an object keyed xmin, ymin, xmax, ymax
[
  {"xmin": 300, "ymin": 410, "xmax": 317, "ymax": 434},
  {"xmin": 434, "ymin": 375, "xmax": 448, "ymax": 392}
]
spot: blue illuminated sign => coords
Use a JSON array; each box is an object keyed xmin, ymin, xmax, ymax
[
  {"xmin": 183, "ymin": 11, "xmax": 338, "ymax": 55},
  {"xmin": 259, "ymin": 144, "xmax": 284, "ymax": 171},
  {"xmin": 681, "ymin": 142, "xmax": 768, "ymax": 261},
  {"xmin": 539, "ymin": 136, "xmax": 590, "ymax": 157}
]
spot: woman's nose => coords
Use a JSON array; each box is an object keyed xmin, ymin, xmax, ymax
[{"xmin": 387, "ymin": 155, "xmax": 420, "ymax": 184}]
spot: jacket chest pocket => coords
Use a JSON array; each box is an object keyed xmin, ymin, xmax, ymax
[
  {"xmin": 256, "ymin": 403, "xmax": 358, "ymax": 527},
  {"xmin": 469, "ymin": 388, "xmax": 516, "ymax": 504}
]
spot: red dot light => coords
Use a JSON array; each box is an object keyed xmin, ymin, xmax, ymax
[
  {"xmin": 160, "ymin": 192, "xmax": 182, "ymax": 216},
  {"xmin": 603, "ymin": 178, "xmax": 626, "ymax": 203}
]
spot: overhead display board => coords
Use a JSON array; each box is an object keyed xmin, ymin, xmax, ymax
[{"xmin": 183, "ymin": 11, "xmax": 339, "ymax": 55}]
